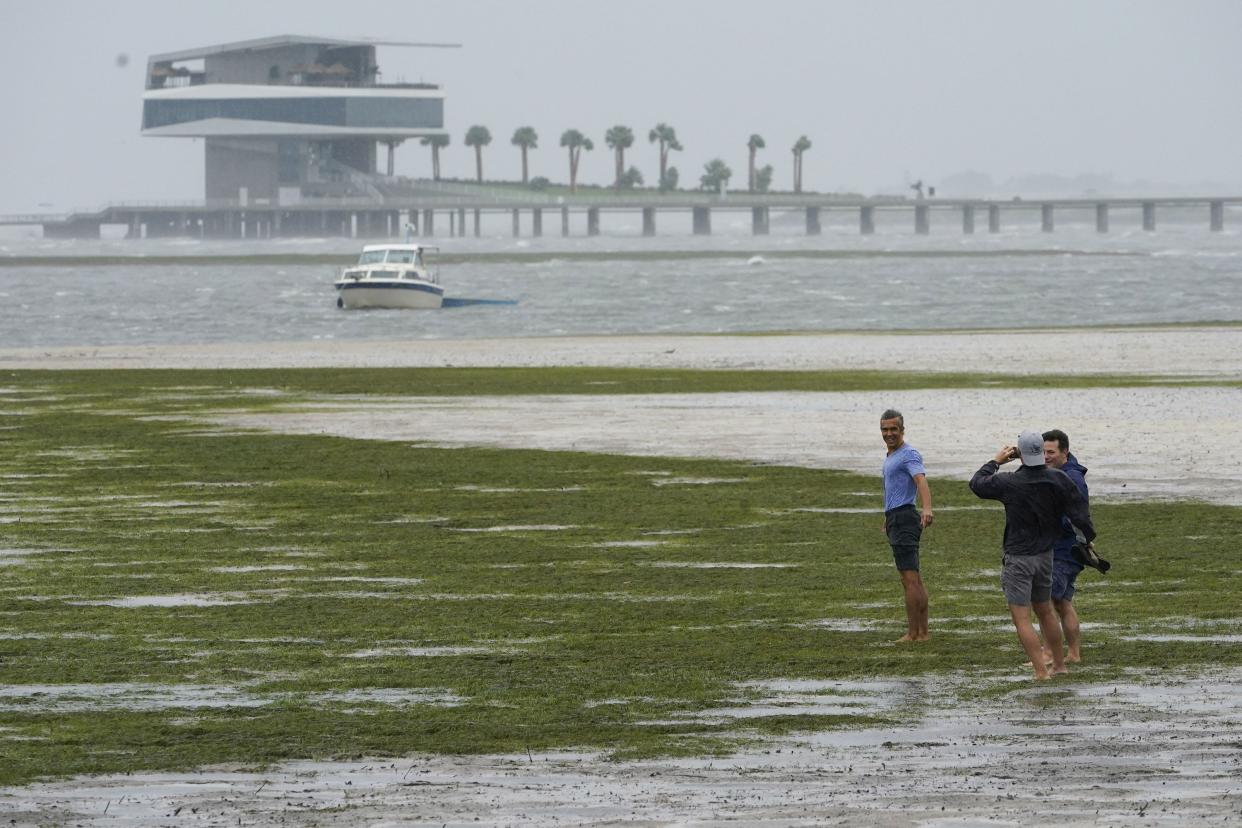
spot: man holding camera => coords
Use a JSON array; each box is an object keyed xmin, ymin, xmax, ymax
[{"xmin": 969, "ymin": 431, "xmax": 1095, "ymax": 680}]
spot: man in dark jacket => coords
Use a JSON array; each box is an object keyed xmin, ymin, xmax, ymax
[
  {"xmin": 969, "ymin": 431, "xmax": 1096, "ymax": 680},
  {"xmin": 1043, "ymin": 429, "xmax": 1090, "ymax": 664}
]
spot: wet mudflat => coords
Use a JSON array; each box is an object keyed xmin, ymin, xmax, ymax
[
  {"xmin": 0, "ymin": 334, "xmax": 1239, "ymax": 825},
  {"xmin": 3, "ymin": 669, "xmax": 1239, "ymax": 825}
]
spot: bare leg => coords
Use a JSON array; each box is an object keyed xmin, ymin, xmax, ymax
[
  {"xmin": 1054, "ymin": 598, "xmax": 1081, "ymax": 662},
  {"xmin": 1032, "ymin": 600, "xmax": 1067, "ymax": 675},
  {"xmin": 1010, "ymin": 604, "xmax": 1052, "ymax": 679},
  {"xmin": 897, "ymin": 569, "xmax": 929, "ymax": 642}
]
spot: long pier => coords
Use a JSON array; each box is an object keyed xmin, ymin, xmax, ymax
[{"xmin": 3, "ymin": 194, "xmax": 1237, "ymax": 240}]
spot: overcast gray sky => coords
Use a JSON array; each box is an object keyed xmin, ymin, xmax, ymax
[{"xmin": 2, "ymin": 0, "xmax": 1240, "ymax": 212}]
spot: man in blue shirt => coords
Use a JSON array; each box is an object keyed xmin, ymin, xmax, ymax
[
  {"xmin": 1043, "ymin": 429, "xmax": 1090, "ymax": 664},
  {"xmin": 880, "ymin": 409, "xmax": 935, "ymax": 642}
]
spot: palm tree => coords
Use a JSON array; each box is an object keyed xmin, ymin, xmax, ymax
[
  {"xmin": 511, "ymin": 126, "xmax": 539, "ymax": 184},
  {"xmin": 700, "ymin": 158, "xmax": 732, "ymax": 192},
  {"xmin": 419, "ymin": 134, "xmax": 450, "ymax": 181},
  {"xmin": 747, "ymin": 134, "xmax": 765, "ymax": 192},
  {"xmin": 792, "ymin": 135, "xmax": 812, "ymax": 193},
  {"xmin": 648, "ymin": 123, "xmax": 683, "ymax": 189},
  {"xmin": 464, "ymin": 125, "xmax": 492, "ymax": 183},
  {"xmin": 755, "ymin": 164, "xmax": 774, "ymax": 193},
  {"xmin": 560, "ymin": 129, "xmax": 594, "ymax": 192},
  {"xmin": 604, "ymin": 125, "xmax": 635, "ymax": 188}
]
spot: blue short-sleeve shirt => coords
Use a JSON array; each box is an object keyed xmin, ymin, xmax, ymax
[{"xmin": 883, "ymin": 444, "xmax": 926, "ymax": 512}]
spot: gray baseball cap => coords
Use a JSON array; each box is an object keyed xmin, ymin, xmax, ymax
[{"xmin": 1017, "ymin": 431, "xmax": 1045, "ymax": 466}]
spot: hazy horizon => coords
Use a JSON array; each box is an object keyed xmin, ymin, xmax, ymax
[{"xmin": 3, "ymin": 0, "xmax": 1241, "ymax": 213}]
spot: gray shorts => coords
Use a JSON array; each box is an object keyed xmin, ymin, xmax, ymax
[{"xmin": 1001, "ymin": 552, "xmax": 1053, "ymax": 606}]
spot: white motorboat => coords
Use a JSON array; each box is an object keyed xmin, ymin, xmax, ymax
[{"xmin": 334, "ymin": 243, "xmax": 444, "ymax": 309}]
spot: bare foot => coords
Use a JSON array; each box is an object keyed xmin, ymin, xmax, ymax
[
  {"xmin": 895, "ymin": 633, "xmax": 930, "ymax": 643},
  {"xmin": 1051, "ymin": 666, "xmax": 1070, "ymax": 676},
  {"xmin": 1033, "ymin": 671, "xmax": 1052, "ymax": 681},
  {"xmin": 1066, "ymin": 654, "xmax": 1082, "ymax": 663}
]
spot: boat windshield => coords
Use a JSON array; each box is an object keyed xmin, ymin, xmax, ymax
[
  {"xmin": 357, "ymin": 250, "xmax": 388, "ymax": 265},
  {"xmin": 387, "ymin": 250, "xmax": 416, "ymax": 264}
]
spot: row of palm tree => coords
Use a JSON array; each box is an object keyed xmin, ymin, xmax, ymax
[{"xmin": 420, "ymin": 126, "xmax": 813, "ymax": 193}]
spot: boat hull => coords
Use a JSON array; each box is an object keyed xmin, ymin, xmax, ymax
[{"xmin": 335, "ymin": 280, "xmax": 445, "ymax": 310}]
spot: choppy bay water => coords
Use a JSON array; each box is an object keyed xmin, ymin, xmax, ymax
[{"xmin": 1, "ymin": 208, "xmax": 1240, "ymax": 348}]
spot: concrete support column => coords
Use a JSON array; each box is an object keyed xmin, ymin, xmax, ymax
[
  {"xmin": 962, "ymin": 205, "xmax": 975, "ymax": 234},
  {"xmin": 587, "ymin": 207, "xmax": 601, "ymax": 236},
  {"xmin": 532, "ymin": 208, "xmax": 543, "ymax": 238},
  {"xmin": 860, "ymin": 205, "xmax": 875, "ymax": 235},
  {"xmin": 458, "ymin": 208, "xmax": 467, "ymax": 237},
  {"xmin": 561, "ymin": 206, "xmax": 570, "ymax": 237},
  {"xmin": 273, "ymin": 211, "xmax": 282, "ymax": 237},
  {"xmin": 915, "ymin": 205, "xmax": 929, "ymax": 235},
  {"xmin": 692, "ymin": 206, "xmax": 711, "ymax": 235},
  {"xmin": 512, "ymin": 208, "xmax": 521, "ymax": 237},
  {"xmin": 449, "ymin": 210, "xmax": 457, "ymax": 237},
  {"xmin": 128, "ymin": 215, "xmax": 141, "ymax": 239},
  {"xmin": 642, "ymin": 207, "xmax": 656, "ymax": 237},
  {"xmin": 1096, "ymin": 203, "xmax": 1109, "ymax": 233},
  {"xmin": 473, "ymin": 209, "xmax": 481, "ymax": 237},
  {"xmin": 988, "ymin": 204, "xmax": 1001, "ymax": 233},
  {"xmin": 422, "ymin": 209, "xmax": 434, "ymax": 237},
  {"xmin": 1041, "ymin": 204, "xmax": 1054, "ymax": 233},
  {"xmin": 1211, "ymin": 200, "xmax": 1224, "ymax": 232},
  {"xmin": 1142, "ymin": 202, "xmax": 1156, "ymax": 231},
  {"xmin": 751, "ymin": 206, "xmax": 769, "ymax": 235},
  {"xmin": 806, "ymin": 206, "xmax": 821, "ymax": 235}
]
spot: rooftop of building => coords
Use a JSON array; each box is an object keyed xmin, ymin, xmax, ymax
[{"xmin": 148, "ymin": 34, "xmax": 459, "ymax": 65}]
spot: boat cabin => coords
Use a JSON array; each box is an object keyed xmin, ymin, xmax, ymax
[{"xmin": 356, "ymin": 244, "xmax": 435, "ymax": 268}]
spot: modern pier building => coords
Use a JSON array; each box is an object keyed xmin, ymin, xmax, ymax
[{"xmin": 141, "ymin": 35, "xmax": 452, "ymax": 206}]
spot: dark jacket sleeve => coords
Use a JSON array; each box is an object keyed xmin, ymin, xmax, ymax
[
  {"xmin": 1060, "ymin": 476, "xmax": 1096, "ymax": 544},
  {"xmin": 969, "ymin": 460, "xmax": 1004, "ymax": 500}
]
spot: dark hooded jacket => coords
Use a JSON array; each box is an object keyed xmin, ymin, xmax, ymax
[
  {"xmin": 1053, "ymin": 453, "xmax": 1089, "ymax": 564},
  {"xmin": 969, "ymin": 461, "xmax": 1095, "ymax": 557}
]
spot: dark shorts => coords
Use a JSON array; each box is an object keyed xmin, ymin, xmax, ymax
[
  {"xmin": 1001, "ymin": 552, "xmax": 1053, "ymax": 606},
  {"xmin": 1051, "ymin": 557, "xmax": 1083, "ymax": 602},
  {"xmin": 885, "ymin": 505, "xmax": 922, "ymax": 572}
]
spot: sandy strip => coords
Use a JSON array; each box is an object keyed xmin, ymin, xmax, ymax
[
  {"xmin": 1, "ymin": 325, "xmax": 1240, "ymax": 376},
  {"xmin": 215, "ymin": 385, "xmax": 1242, "ymax": 505}
]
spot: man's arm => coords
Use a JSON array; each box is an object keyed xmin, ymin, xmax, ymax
[
  {"xmin": 1061, "ymin": 477, "xmax": 1096, "ymax": 545},
  {"xmin": 969, "ymin": 445, "xmax": 1016, "ymax": 500},
  {"xmin": 914, "ymin": 473, "xmax": 934, "ymax": 528}
]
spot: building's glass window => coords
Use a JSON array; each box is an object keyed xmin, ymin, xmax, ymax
[{"xmin": 277, "ymin": 140, "xmax": 302, "ymax": 183}]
